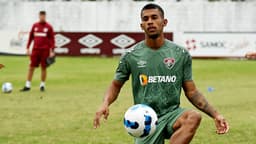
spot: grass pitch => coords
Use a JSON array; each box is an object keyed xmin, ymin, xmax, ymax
[{"xmin": 0, "ymin": 56, "xmax": 256, "ymax": 144}]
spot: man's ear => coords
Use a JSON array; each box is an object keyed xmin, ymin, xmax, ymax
[
  {"xmin": 163, "ymin": 19, "xmax": 168, "ymax": 27},
  {"xmin": 140, "ymin": 23, "xmax": 144, "ymax": 30}
]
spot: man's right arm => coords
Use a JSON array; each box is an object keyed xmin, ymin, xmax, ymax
[
  {"xmin": 93, "ymin": 52, "xmax": 131, "ymax": 128},
  {"xmin": 93, "ymin": 80, "xmax": 124, "ymax": 128},
  {"xmin": 26, "ymin": 25, "xmax": 34, "ymax": 55}
]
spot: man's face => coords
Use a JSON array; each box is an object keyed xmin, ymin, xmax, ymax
[
  {"xmin": 39, "ymin": 14, "xmax": 46, "ymax": 23},
  {"xmin": 140, "ymin": 9, "xmax": 167, "ymax": 39}
]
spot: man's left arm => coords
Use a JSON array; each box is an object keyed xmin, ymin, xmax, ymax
[
  {"xmin": 183, "ymin": 81, "xmax": 229, "ymax": 134},
  {"xmin": 48, "ymin": 25, "xmax": 55, "ymax": 57}
]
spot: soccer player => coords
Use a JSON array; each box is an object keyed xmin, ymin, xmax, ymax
[
  {"xmin": 20, "ymin": 11, "xmax": 55, "ymax": 92},
  {"xmin": 93, "ymin": 4, "xmax": 229, "ymax": 144}
]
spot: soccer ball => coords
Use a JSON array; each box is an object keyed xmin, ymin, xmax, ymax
[
  {"xmin": 2, "ymin": 82, "xmax": 13, "ymax": 93},
  {"xmin": 123, "ymin": 104, "xmax": 158, "ymax": 138}
]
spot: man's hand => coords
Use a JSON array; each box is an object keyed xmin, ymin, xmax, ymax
[
  {"xmin": 26, "ymin": 49, "xmax": 31, "ymax": 56},
  {"xmin": 183, "ymin": 81, "xmax": 229, "ymax": 134},
  {"xmin": 93, "ymin": 80, "xmax": 124, "ymax": 129},
  {"xmin": 93, "ymin": 103, "xmax": 110, "ymax": 129},
  {"xmin": 0, "ymin": 64, "xmax": 4, "ymax": 69},
  {"xmin": 214, "ymin": 115, "xmax": 229, "ymax": 134},
  {"xmin": 49, "ymin": 50, "xmax": 55, "ymax": 58}
]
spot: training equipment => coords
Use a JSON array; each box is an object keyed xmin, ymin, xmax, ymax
[
  {"xmin": 46, "ymin": 56, "xmax": 56, "ymax": 67},
  {"xmin": 123, "ymin": 104, "xmax": 158, "ymax": 138},
  {"xmin": 2, "ymin": 82, "xmax": 13, "ymax": 93}
]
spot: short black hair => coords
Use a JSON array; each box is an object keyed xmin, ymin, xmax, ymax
[
  {"xmin": 141, "ymin": 3, "xmax": 164, "ymax": 18},
  {"xmin": 39, "ymin": 11, "xmax": 46, "ymax": 15}
]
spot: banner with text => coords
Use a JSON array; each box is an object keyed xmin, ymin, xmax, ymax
[{"xmin": 180, "ymin": 32, "xmax": 256, "ymax": 58}]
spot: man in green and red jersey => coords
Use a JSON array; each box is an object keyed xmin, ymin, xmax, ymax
[
  {"xmin": 21, "ymin": 11, "xmax": 55, "ymax": 92},
  {"xmin": 94, "ymin": 3, "xmax": 229, "ymax": 144}
]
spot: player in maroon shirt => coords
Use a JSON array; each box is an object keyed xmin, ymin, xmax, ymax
[{"xmin": 21, "ymin": 11, "xmax": 55, "ymax": 92}]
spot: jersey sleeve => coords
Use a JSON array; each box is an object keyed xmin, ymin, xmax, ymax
[
  {"xmin": 183, "ymin": 51, "xmax": 193, "ymax": 82},
  {"xmin": 114, "ymin": 53, "xmax": 131, "ymax": 83},
  {"xmin": 48, "ymin": 25, "xmax": 55, "ymax": 50},
  {"xmin": 26, "ymin": 24, "xmax": 34, "ymax": 49}
]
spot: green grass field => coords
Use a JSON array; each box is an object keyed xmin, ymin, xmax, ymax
[{"xmin": 0, "ymin": 56, "xmax": 256, "ymax": 144}]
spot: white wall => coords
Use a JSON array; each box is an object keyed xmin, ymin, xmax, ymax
[{"xmin": 0, "ymin": 1, "xmax": 255, "ymax": 33}]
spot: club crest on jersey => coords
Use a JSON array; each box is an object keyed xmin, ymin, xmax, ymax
[
  {"xmin": 43, "ymin": 28, "xmax": 48, "ymax": 32},
  {"xmin": 163, "ymin": 58, "xmax": 175, "ymax": 69}
]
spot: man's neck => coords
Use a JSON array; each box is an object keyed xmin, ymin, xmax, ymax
[
  {"xmin": 39, "ymin": 21, "xmax": 46, "ymax": 24},
  {"xmin": 145, "ymin": 34, "xmax": 165, "ymax": 50}
]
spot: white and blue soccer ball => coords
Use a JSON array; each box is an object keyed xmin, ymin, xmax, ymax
[
  {"xmin": 2, "ymin": 82, "xmax": 13, "ymax": 93},
  {"xmin": 123, "ymin": 104, "xmax": 158, "ymax": 138}
]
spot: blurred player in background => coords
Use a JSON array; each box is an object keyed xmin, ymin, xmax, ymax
[
  {"xmin": 94, "ymin": 3, "xmax": 229, "ymax": 144},
  {"xmin": 0, "ymin": 64, "xmax": 4, "ymax": 69},
  {"xmin": 20, "ymin": 11, "xmax": 55, "ymax": 92}
]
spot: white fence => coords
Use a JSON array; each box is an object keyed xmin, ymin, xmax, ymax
[
  {"xmin": 0, "ymin": 1, "xmax": 255, "ymax": 32},
  {"xmin": 0, "ymin": 1, "xmax": 256, "ymax": 57}
]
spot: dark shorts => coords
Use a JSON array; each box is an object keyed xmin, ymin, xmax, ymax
[
  {"xmin": 30, "ymin": 49, "xmax": 49, "ymax": 68},
  {"xmin": 135, "ymin": 107, "xmax": 187, "ymax": 144}
]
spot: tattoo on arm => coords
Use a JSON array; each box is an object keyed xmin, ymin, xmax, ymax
[{"xmin": 188, "ymin": 90, "xmax": 217, "ymax": 118}]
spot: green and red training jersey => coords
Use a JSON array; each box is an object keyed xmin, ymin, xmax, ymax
[{"xmin": 115, "ymin": 39, "xmax": 192, "ymax": 117}]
